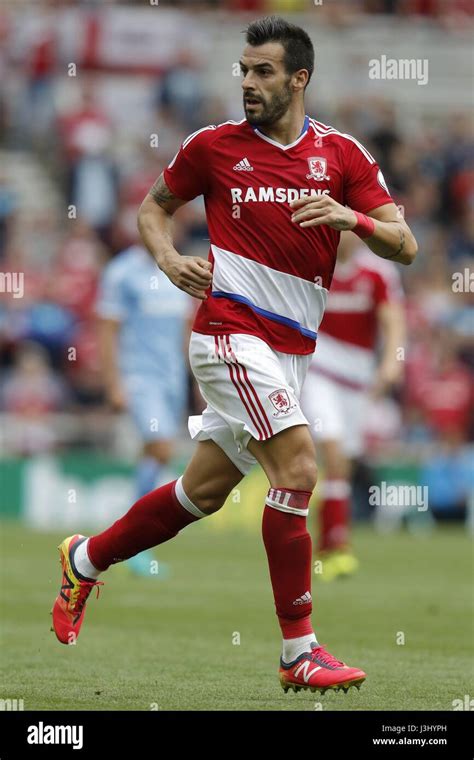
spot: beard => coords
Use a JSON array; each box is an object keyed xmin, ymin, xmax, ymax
[{"xmin": 244, "ymin": 81, "xmax": 293, "ymax": 127}]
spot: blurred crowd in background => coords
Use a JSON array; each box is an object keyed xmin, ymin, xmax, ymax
[
  {"xmin": 0, "ymin": 2, "xmax": 472, "ymax": 516},
  {"xmin": 2, "ymin": 0, "xmax": 472, "ymax": 17}
]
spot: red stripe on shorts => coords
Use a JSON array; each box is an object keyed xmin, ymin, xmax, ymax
[
  {"xmin": 216, "ymin": 335, "xmax": 266, "ymax": 440},
  {"xmin": 225, "ymin": 335, "xmax": 273, "ymax": 439}
]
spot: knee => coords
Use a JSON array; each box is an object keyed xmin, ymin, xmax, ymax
[
  {"xmin": 274, "ymin": 454, "xmax": 318, "ymax": 493},
  {"xmin": 195, "ymin": 493, "xmax": 226, "ymax": 515},
  {"xmin": 294, "ymin": 455, "xmax": 318, "ymax": 493},
  {"xmin": 181, "ymin": 480, "xmax": 230, "ymax": 516}
]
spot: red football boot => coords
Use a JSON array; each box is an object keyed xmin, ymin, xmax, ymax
[
  {"xmin": 51, "ymin": 535, "xmax": 103, "ymax": 645},
  {"xmin": 279, "ymin": 642, "xmax": 366, "ymax": 694}
]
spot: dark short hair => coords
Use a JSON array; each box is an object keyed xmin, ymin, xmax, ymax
[{"xmin": 244, "ymin": 16, "xmax": 315, "ymax": 87}]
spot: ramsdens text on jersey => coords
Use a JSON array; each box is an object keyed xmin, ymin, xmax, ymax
[{"xmin": 230, "ymin": 187, "xmax": 331, "ymax": 203}]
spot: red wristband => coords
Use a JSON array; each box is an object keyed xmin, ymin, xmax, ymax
[{"xmin": 352, "ymin": 211, "xmax": 375, "ymax": 239}]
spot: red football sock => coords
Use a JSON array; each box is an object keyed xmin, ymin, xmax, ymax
[
  {"xmin": 318, "ymin": 479, "xmax": 351, "ymax": 552},
  {"xmin": 262, "ymin": 488, "xmax": 314, "ymax": 639},
  {"xmin": 88, "ymin": 479, "xmax": 199, "ymax": 571}
]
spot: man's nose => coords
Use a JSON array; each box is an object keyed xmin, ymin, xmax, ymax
[{"xmin": 241, "ymin": 72, "xmax": 255, "ymax": 90}]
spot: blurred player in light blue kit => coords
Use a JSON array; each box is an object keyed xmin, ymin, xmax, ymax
[{"xmin": 97, "ymin": 244, "xmax": 191, "ymax": 575}]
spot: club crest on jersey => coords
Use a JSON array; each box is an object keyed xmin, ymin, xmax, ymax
[
  {"xmin": 268, "ymin": 389, "xmax": 296, "ymax": 417},
  {"xmin": 306, "ymin": 157, "xmax": 330, "ymax": 181}
]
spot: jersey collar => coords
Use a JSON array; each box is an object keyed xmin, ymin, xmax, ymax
[{"xmin": 252, "ymin": 115, "xmax": 310, "ymax": 151}]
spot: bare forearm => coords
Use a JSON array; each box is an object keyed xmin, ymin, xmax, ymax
[
  {"xmin": 365, "ymin": 218, "xmax": 418, "ymax": 266},
  {"xmin": 380, "ymin": 325, "xmax": 403, "ymax": 370},
  {"xmin": 98, "ymin": 320, "xmax": 128, "ymax": 410},
  {"xmin": 289, "ymin": 196, "xmax": 418, "ymax": 266},
  {"xmin": 137, "ymin": 196, "xmax": 180, "ymax": 270},
  {"xmin": 372, "ymin": 303, "xmax": 406, "ymax": 395},
  {"xmin": 380, "ymin": 304, "xmax": 405, "ymax": 370},
  {"xmin": 137, "ymin": 172, "xmax": 213, "ymax": 299},
  {"xmin": 98, "ymin": 321, "xmax": 121, "ymax": 387}
]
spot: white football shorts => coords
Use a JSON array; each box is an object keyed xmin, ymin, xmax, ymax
[
  {"xmin": 300, "ymin": 368, "xmax": 370, "ymax": 458},
  {"xmin": 188, "ymin": 331, "xmax": 313, "ymax": 475}
]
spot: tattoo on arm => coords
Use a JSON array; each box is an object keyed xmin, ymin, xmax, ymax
[
  {"xmin": 395, "ymin": 228, "xmax": 405, "ymax": 256},
  {"xmin": 383, "ymin": 228, "xmax": 405, "ymax": 260},
  {"xmin": 149, "ymin": 173, "xmax": 176, "ymax": 207}
]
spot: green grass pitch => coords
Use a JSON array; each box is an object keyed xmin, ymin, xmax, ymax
[{"xmin": 0, "ymin": 515, "xmax": 472, "ymax": 711}]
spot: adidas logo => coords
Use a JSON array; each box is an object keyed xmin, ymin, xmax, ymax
[
  {"xmin": 293, "ymin": 591, "xmax": 312, "ymax": 605},
  {"xmin": 233, "ymin": 157, "xmax": 254, "ymax": 171}
]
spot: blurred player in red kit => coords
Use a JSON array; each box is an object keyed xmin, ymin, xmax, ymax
[
  {"xmin": 52, "ymin": 16, "xmax": 417, "ymax": 694},
  {"xmin": 301, "ymin": 231, "xmax": 405, "ymax": 581}
]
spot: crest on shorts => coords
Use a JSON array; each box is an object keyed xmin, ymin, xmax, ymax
[
  {"xmin": 268, "ymin": 389, "xmax": 296, "ymax": 417},
  {"xmin": 306, "ymin": 156, "xmax": 330, "ymax": 181}
]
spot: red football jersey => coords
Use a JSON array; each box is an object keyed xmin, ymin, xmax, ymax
[
  {"xmin": 164, "ymin": 116, "xmax": 393, "ymax": 355},
  {"xmin": 321, "ymin": 247, "xmax": 403, "ymax": 351},
  {"xmin": 310, "ymin": 248, "xmax": 403, "ymax": 389}
]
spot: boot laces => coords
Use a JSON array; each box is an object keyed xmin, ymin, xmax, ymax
[
  {"xmin": 72, "ymin": 580, "xmax": 104, "ymax": 616},
  {"xmin": 310, "ymin": 645, "xmax": 344, "ymax": 668}
]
